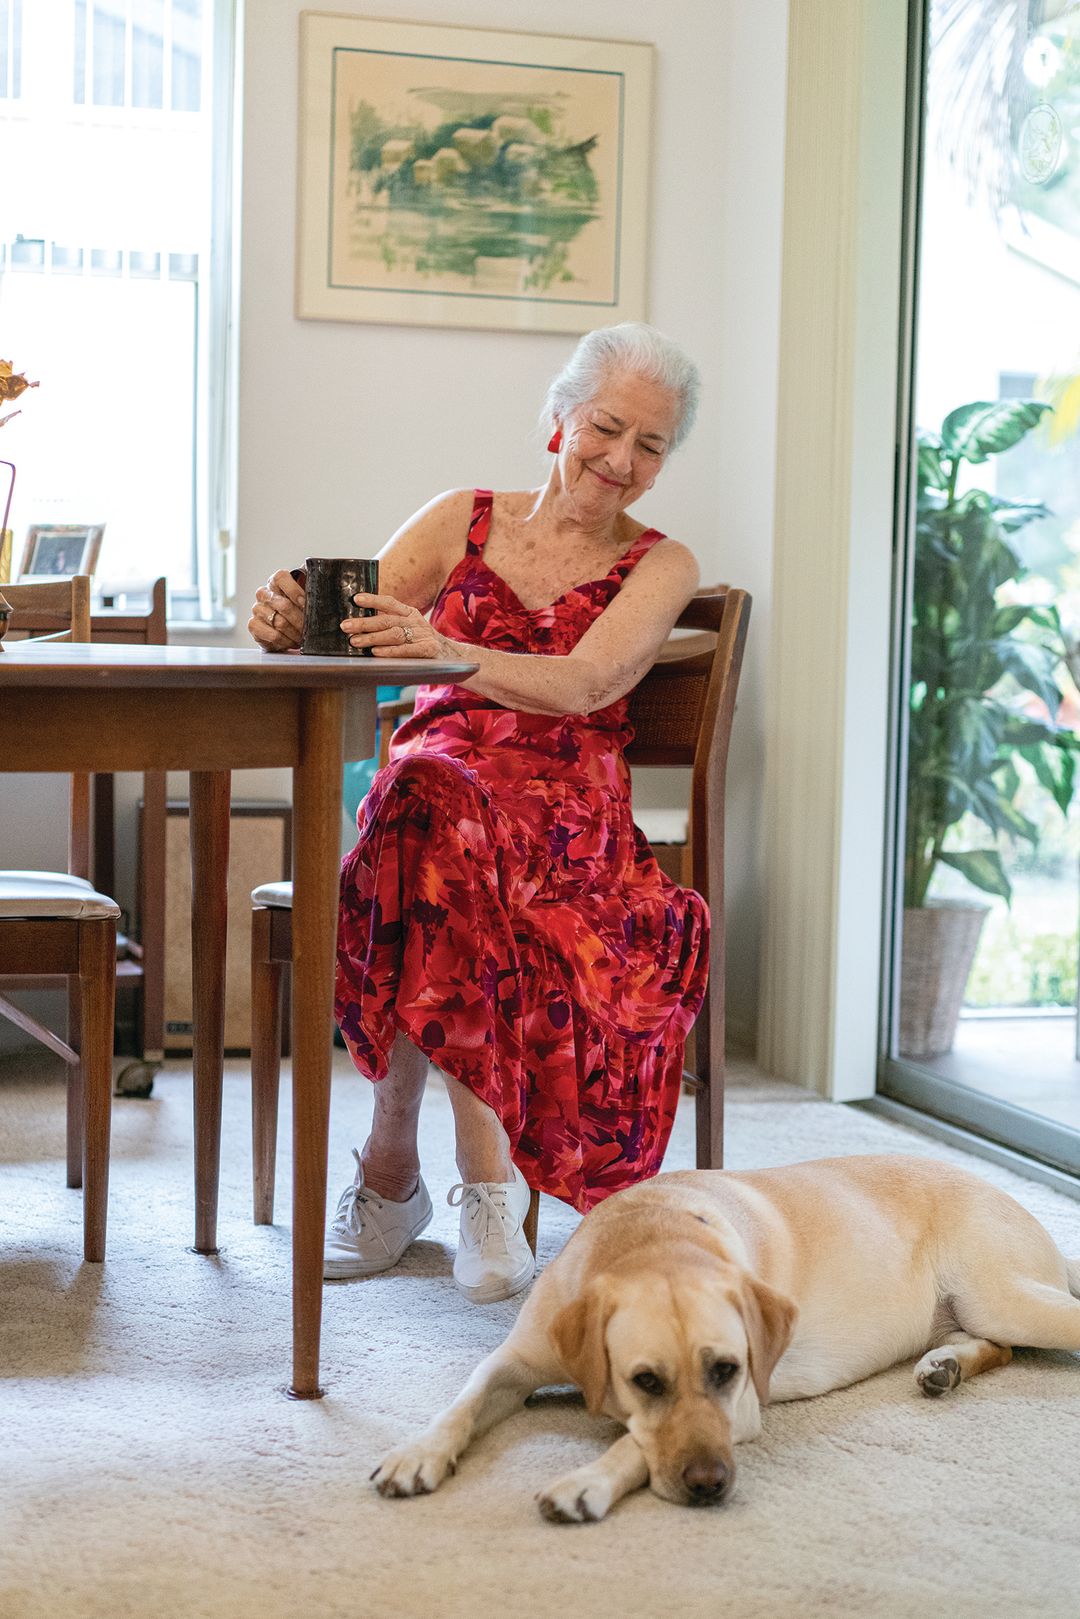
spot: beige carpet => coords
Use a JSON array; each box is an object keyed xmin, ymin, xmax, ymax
[{"xmin": 2, "ymin": 1049, "xmax": 1079, "ymax": 1619}]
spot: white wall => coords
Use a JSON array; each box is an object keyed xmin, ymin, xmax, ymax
[
  {"xmin": 235, "ymin": 0, "xmax": 789, "ymax": 1050},
  {"xmin": 2, "ymin": 0, "xmax": 788, "ymax": 1055}
]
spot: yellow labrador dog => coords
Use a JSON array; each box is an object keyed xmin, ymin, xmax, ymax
[{"xmin": 373, "ymin": 1154, "xmax": 1080, "ymax": 1521}]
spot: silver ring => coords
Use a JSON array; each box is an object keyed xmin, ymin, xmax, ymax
[
  {"xmin": 402, "ymin": 623, "xmax": 414, "ymax": 645},
  {"xmin": 268, "ymin": 608, "xmax": 278, "ymax": 629}
]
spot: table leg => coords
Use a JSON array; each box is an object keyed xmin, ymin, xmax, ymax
[
  {"xmin": 92, "ymin": 774, "xmax": 115, "ymax": 898},
  {"xmin": 190, "ymin": 770, "xmax": 231, "ymax": 1255},
  {"xmin": 288, "ymin": 689, "xmax": 344, "ymax": 1399}
]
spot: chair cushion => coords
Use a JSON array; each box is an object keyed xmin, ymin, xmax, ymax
[
  {"xmin": 251, "ymin": 880, "xmax": 294, "ymax": 909},
  {"xmin": 636, "ymin": 809, "xmax": 690, "ymax": 846},
  {"xmin": 0, "ymin": 870, "xmax": 121, "ymax": 920}
]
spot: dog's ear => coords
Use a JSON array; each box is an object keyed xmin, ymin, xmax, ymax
[
  {"xmin": 740, "ymin": 1276, "xmax": 797, "ymax": 1404},
  {"xmin": 549, "ymin": 1281, "xmax": 615, "ymax": 1414}
]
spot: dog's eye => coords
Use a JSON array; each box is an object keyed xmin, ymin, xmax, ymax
[
  {"xmin": 709, "ymin": 1361, "xmax": 739, "ymax": 1388},
  {"xmin": 632, "ymin": 1370, "xmax": 666, "ymax": 1398}
]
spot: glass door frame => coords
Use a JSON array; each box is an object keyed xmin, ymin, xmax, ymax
[{"xmin": 877, "ymin": 0, "xmax": 1080, "ymax": 1181}]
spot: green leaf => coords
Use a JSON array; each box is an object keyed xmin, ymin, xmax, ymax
[
  {"xmin": 936, "ymin": 848, "xmax": 1012, "ymax": 901},
  {"xmin": 995, "ymin": 758, "xmax": 1021, "ymax": 802},
  {"xmin": 999, "ymin": 714, "xmax": 1074, "ymax": 749},
  {"xmin": 1022, "ymin": 742, "xmax": 1077, "ymax": 817},
  {"xmin": 989, "ymin": 604, "xmax": 1039, "ymax": 637},
  {"xmin": 947, "ymin": 695, "xmax": 999, "ymax": 769},
  {"xmin": 986, "ymin": 498, "xmax": 1053, "ymax": 532},
  {"xmin": 940, "ymin": 399, "xmax": 1053, "ymax": 463},
  {"xmin": 989, "ymin": 640, "xmax": 1062, "ymax": 716},
  {"xmin": 916, "ymin": 435, "xmax": 948, "ymax": 490}
]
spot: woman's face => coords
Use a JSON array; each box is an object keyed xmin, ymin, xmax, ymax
[{"xmin": 555, "ymin": 370, "xmax": 680, "ymax": 521}]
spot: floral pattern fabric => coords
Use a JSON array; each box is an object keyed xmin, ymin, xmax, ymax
[{"xmin": 335, "ymin": 490, "xmax": 709, "ymax": 1212}]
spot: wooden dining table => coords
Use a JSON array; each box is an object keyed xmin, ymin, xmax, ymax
[{"xmin": 0, "ymin": 640, "xmax": 477, "ymax": 1398}]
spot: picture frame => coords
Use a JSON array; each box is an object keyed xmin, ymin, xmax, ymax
[
  {"xmin": 297, "ymin": 12, "xmax": 653, "ymax": 333},
  {"xmin": 18, "ymin": 523, "xmax": 105, "ymax": 581}
]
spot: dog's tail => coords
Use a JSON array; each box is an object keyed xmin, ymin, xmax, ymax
[{"xmin": 1067, "ymin": 1258, "xmax": 1080, "ymax": 1299}]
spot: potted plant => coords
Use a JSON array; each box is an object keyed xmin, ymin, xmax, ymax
[{"xmin": 900, "ymin": 397, "xmax": 1076, "ymax": 1057}]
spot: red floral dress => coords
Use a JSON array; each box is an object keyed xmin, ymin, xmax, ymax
[{"xmin": 335, "ymin": 490, "xmax": 709, "ymax": 1212}]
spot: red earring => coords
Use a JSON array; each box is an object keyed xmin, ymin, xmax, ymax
[{"xmin": 547, "ymin": 427, "xmax": 562, "ymax": 453}]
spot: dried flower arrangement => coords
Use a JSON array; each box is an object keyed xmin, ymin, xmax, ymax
[
  {"xmin": 0, "ymin": 358, "xmax": 40, "ymax": 597},
  {"xmin": 0, "ymin": 358, "xmax": 39, "ymax": 430}
]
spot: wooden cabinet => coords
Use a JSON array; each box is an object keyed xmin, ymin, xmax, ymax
[{"xmin": 158, "ymin": 800, "xmax": 292, "ymax": 1053}]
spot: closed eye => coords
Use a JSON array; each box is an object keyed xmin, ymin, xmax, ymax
[
  {"xmin": 632, "ymin": 1370, "xmax": 666, "ymax": 1398},
  {"xmin": 708, "ymin": 1361, "xmax": 739, "ymax": 1389}
]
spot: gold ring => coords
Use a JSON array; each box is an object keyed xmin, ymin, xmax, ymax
[
  {"xmin": 403, "ymin": 624, "xmax": 414, "ymax": 645},
  {"xmin": 269, "ymin": 609, "xmax": 278, "ymax": 629}
]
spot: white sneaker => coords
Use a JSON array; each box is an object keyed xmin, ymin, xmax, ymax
[
  {"xmin": 448, "ymin": 1163, "xmax": 535, "ymax": 1304},
  {"xmin": 324, "ymin": 1149, "xmax": 433, "ymax": 1281}
]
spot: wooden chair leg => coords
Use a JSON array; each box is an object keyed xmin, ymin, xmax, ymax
[
  {"xmin": 66, "ymin": 978, "xmax": 83, "ymax": 1189},
  {"xmin": 523, "ymin": 1187, "xmax": 540, "ymax": 1256},
  {"xmin": 251, "ymin": 906, "xmax": 284, "ymax": 1225},
  {"xmin": 80, "ymin": 918, "xmax": 116, "ymax": 1263},
  {"xmin": 190, "ymin": 770, "xmax": 231, "ymax": 1255},
  {"xmin": 692, "ymin": 991, "xmax": 724, "ymax": 1170}
]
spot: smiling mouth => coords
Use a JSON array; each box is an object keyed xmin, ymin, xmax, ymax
[{"xmin": 589, "ymin": 467, "xmax": 625, "ymax": 488}]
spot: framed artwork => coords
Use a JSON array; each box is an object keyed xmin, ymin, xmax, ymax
[
  {"xmin": 18, "ymin": 523, "xmax": 105, "ymax": 581},
  {"xmin": 297, "ymin": 12, "xmax": 653, "ymax": 333}
]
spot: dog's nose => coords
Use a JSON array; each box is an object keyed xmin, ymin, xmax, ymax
[{"xmin": 682, "ymin": 1459, "xmax": 731, "ymax": 1504}]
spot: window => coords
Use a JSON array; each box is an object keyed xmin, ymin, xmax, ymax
[
  {"xmin": 0, "ymin": 0, "xmax": 238, "ymax": 620},
  {"xmin": 883, "ymin": 0, "xmax": 1080, "ymax": 1170},
  {"xmin": 0, "ymin": 0, "xmax": 24, "ymax": 100}
]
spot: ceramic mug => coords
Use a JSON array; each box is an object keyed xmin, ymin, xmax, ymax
[{"xmin": 295, "ymin": 557, "xmax": 378, "ymax": 656}]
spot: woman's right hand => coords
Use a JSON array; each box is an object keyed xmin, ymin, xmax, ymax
[{"xmin": 248, "ymin": 568, "xmax": 305, "ymax": 652}]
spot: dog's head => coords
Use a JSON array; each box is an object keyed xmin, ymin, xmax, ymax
[{"xmin": 550, "ymin": 1252, "xmax": 796, "ymax": 1507}]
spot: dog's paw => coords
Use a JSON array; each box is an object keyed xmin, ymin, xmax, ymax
[
  {"xmin": 914, "ymin": 1352, "xmax": 961, "ymax": 1398},
  {"xmin": 537, "ymin": 1468, "xmax": 614, "ymax": 1525},
  {"xmin": 371, "ymin": 1440, "xmax": 458, "ymax": 1498}
]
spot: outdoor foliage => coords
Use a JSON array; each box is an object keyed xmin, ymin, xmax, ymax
[
  {"xmin": 965, "ymin": 916, "xmax": 1078, "ymax": 1009},
  {"xmin": 906, "ymin": 398, "xmax": 1077, "ymax": 908}
]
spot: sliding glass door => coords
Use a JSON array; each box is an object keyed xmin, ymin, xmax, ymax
[{"xmin": 883, "ymin": 0, "xmax": 1080, "ymax": 1172}]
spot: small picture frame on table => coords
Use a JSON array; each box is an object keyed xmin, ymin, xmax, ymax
[{"xmin": 18, "ymin": 523, "xmax": 105, "ymax": 582}]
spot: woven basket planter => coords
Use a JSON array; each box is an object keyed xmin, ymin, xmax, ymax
[{"xmin": 898, "ymin": 900, "xmax": 989, "ymax": 1059}]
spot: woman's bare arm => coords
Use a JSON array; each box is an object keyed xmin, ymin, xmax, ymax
[
  {"xmin": 246, "ymin": 488, "xmax": 473, "ymax": 651},
  {"xmin": 349, "ymin": 538, "xmax": 701, "ymax": 716}
]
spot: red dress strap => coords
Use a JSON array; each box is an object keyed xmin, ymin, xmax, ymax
[
  {"xmin": 466, "ymin": 489, "xmax": 494, "ymax": 554},
  {"xmin": 611, "ymin": 526, "xmax": 665, "ymax": 582}
]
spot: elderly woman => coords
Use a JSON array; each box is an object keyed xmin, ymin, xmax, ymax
[{"xmin": 248, "ymin": 322, "xmax": 708, "ymax": 1306}]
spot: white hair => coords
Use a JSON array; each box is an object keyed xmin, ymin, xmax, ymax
[{"xmin": 541, "ymin": 322, "xmax": 701, "ymax": 451}]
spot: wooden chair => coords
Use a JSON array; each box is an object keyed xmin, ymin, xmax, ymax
[
  {"xmin": 248, "ymin": 586, "xmax": 752, "ymax": 1247},
  {"xmin": 0, "ymin": 577, "xmax": 120, "ymax": 1260}
]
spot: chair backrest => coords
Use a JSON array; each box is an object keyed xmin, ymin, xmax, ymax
[
  {"xmin": 2, "ymin": 575, "xmax": 92, "ymax": 643},
  {"xmin": 2, "ymin": 576, "xmax": 94, "ymax": 876},
  {"xmin": 626, "ymin": 586, "xmax": 752, "ymax": 901},
  {"xmin": 626, "ymin": 587, "xmax": 749, "ymax": 765}
]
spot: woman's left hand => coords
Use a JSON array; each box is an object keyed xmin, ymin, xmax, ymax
[{"xmin": 342, "ymin": 592, "xmax": 449, "ymax": 658}]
